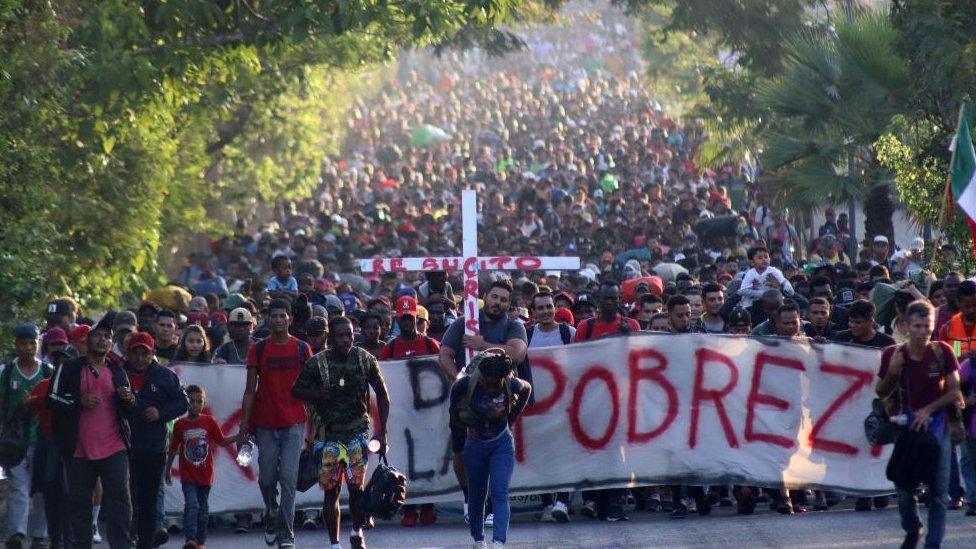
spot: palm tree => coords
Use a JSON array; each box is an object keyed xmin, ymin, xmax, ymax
[{"xmin": 756, "ymin": 10, "xmax": 909, "ymax": 247}]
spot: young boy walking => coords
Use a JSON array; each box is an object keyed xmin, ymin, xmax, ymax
[{"xmin": 166, "ymin": 385, "xmax": 236, "ymax": 549}]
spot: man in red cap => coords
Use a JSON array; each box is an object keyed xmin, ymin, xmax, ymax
[
  {"xmin": 124, "ymin": 333, "xmax": 188, "ymax": 549},
  {"xmin": 379, "ymin": 296, "xmax": 440, "ymax": 527}
]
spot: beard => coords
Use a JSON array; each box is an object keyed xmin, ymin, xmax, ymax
[{"xmin": 484, "ymin": 305, "xmax": 504, "ymax": 320}]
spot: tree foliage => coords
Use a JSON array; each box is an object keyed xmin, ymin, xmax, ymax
[{"xmin": 0, "ymin": 0, "xmax": 532, "ymax": 331}]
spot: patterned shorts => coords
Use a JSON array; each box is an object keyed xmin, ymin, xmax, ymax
[{"xmin": 319, "ymin": 433, "xmax": 370, "ymax": 491}]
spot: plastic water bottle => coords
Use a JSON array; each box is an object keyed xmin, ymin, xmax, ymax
[
  {"xmin": 237, "ymin": 437, "xmax": 255, "ymax": 467},
  {"xmin": 889, "ymin": 414, "xmax": 909, "ymax": 426}
]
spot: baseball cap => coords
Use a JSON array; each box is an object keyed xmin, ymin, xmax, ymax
[
  {"xmin": 396, "ymin": 295, "xmax": 419, "ymax": 318},
  {"xmin": 728, "ymin": 307, "xmax": 752, "ymax": 328},
  {"xmin": 186, "ymin": 312, "xmax": 209, "ymax": 326},
  {"xmin": 304, "ymin": 316, "xmax": 328, "ymax": 334},
  {"xmin": 13, "ymin": 323, "xmax": 39, "ymax": 340},
  {"xmin": 188, "ymin": 296, "xmax": 208, "ymax": 313},
  {"xmin": 416, "ymin": 306, "xmax": 429, "ymax": 322},
  {"xmin": 70, "ymin": 324, "xmax": 91, "ymax": 344},
  {"xmin": 836, "ymin": 288, "xmax": 856, "ymax": 306},
  {"xmin": 45, "ymin": 299, "xmax": 71, "ymax": 319},
  {"xmin": 222, "ymin": 293, "xmax": 247, "ymax": 312},
  {"xmin": 113, "ymin": 311, "xmax": 138, "ymax": 332},
  {"xmin": 127, "ymin": 332, "xmax": 155, "ymax": 352},
  {"xmin": 911, "ymin": 237, "xmax": 925, "ymax": 251},
  {"xmin": 324, "ymin": 294, "xmax": 345, "ymax": 311},
  {"xmin": 554, "ymin": 307, "xmax": 575, "ymax": 326},
  {"xmin": 873, "ymin": 235, "xmax": 889, "ymax": 244},
  {"xmin": 207, "ymin": 312, "xmax": 227, "ymax": 329},
  {"xmin": 42, "ymin": 327, "xmax": 69, "ymax": 345},
  {"xmin": 228, "ymin": 307, "xmax": 254, "ymax": 324}
]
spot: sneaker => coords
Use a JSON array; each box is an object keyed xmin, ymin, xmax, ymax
[
  {"xmin": 350, "ymin": 535, "xmax": 365, "ymax": 549},
  {"xmin": 604, "ymin": 512, "xmax": 629, "ymax": 522},
  {"xmin": 647, "ymin": 497, "xmax": 662, "ymax": 513},
  {"xmin": 492, "ymin": 542, "xmax": 504, "ymax": 549},
  {"xmin": 540, "ymin": 504, "xmax": 556, "ymax": 522},
  {"xmin": 302, "ymin": 511, "xmax": 318, "ymax": 530},
  {"xmin": 670, "ymin": 503, "xmax": 688, "ymax": 519},
  {"xmin": 854, "ymin": 497, "xmax": 872, "ymax": 511},
  {"xmin": 552, "ymin": 501, "xmax": 570, "ymax": 523},
  {"xmin": 264, "ymin": 515, "xmax": 277, "ymax": 546},
  {"xmin": 91, "ymin": 527, "xmax": 102, "ymax": 545},
  {"xmin": 685, "ymin": 497, "xmax": 697, "ymax": 514},
  {"xmin": 949, "ymin": 497, "xmax": 965, "ymax": 510},
  {"xmin": 777, "ymin": 500, "xmax": 795, "ymax": 515},
  {"xmin": 234, "ymin": 515, "xmax": 252, "ymax": 534},
  {"xmin": 484, "ymin": 514, "xmax": 494, "ymax": 528},
  {"xmin": 401, "ymin": 507, "xmax": 418, "ymax": 528},
  {"xmin": 278, "ymin": 543, "xmax": 296, "ymax": 549},
  {"xmin": 756, "ymin": 491, "xmax": 771, "ymax": 504},
  {"xmin": 6, "ymin": 534, "xmax": 25, "ymax": 549},
  {"xmin": 471, "ymin": 543, "xmax": 486, "ymax": 549},
  {"xmin": 419, "ymin": 503, "xmax": 436, "ymax": 526},
  {"xmin": 167, "ymin": 523, "xmax": 183, "ymax": 534},
  {"xmin": 873, "ymin": 495, "xmax": 890, "ymax": 509},
  {"xmin": 152, "ymin": 530, "xmax": 169, "ymax": 548},
  {"xmin": 580, "ymin": 501, "xmax": 598, "ymax": 519}
]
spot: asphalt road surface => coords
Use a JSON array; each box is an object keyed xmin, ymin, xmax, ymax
[{"xmin": 178, "ymin": 501, "xmax": 976, "ymax": 548}]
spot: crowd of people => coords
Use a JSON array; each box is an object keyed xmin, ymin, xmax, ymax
[{"xmin": 2, "ymin": 4, "xmax": 975, "ymax": 549}]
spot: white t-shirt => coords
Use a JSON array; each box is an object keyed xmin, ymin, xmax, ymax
[{"xmin": 528, "ymin": 324, "xmax": 576, "ymax": 349}]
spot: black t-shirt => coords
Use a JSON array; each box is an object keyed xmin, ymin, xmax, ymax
[
  {"xmin": 156, "ymin": 344, "xmax": 177, "ymax": 362},
  {"xmin": 832, "ymin": 329, "xmax": 895, "ymax": 349}
]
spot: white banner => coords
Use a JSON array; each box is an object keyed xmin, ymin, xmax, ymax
[{"xmin": 164, "ymin": 334, "xmax": 893, "ymax": 514}]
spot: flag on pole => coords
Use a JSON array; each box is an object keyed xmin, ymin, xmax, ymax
[{"xmin": 947, "ymin": 100, "xmax": 976, "ymax": 258}]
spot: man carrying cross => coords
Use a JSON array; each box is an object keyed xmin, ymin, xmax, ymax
[{"xmin": 438, "ymin": 278, "xmax": 527, "ymax": 526}]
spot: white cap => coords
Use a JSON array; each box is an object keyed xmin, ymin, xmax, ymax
[
  {"xmin": 873, "ymin": 235, "xmax": 889, "ymax": 244},
  {"xmin": 532, "ymin": 139, "xmax": 545, "ymax": 150},
  {"xmin": 911, "ymin": 237, "xmax": 925, "ymax": 250}
]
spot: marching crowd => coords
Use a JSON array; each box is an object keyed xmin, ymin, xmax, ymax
[{"xmin": 3, "ymin": 5, "xmax": 975, "ymax": 549}]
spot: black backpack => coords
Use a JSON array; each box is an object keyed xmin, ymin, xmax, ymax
[
  {"xmin": 363, "ymin": 452, "xmax": 408, "ymax": 522},
  {"xmin": 526, "ymin": 323, "xmax": 572, "ymax": 346}
]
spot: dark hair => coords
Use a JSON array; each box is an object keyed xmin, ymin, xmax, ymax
[
  {"xmin": 868, "ymin": 265, "xmax": 889, "ymax": 279},
  {"xmin": 488, "ymin": 280, "xmax": 514, "ymax": 296},
  {"xmin": 268, "ymin": 298, "xmax": 291, "ymax": 314},
  {"xmin": 808, "ymin": 297, "xmax": 831, "ymax": 308},
  {"xmin": 359, "ymin": 313, "xmax": 381, "ymax": 327},
  {"xmin": 531, "ymin": 291, "xmax": 554, "ymax": 309},
  {"xmin": 776, "ymin": 300, "xmax": 800, "ymax": 319},
  {"xmin": 173, "ymin": 325, "xmax": 212, "ymax": 363},
  {"xmin": 894, "ymin": 290, "xmax": 915, "ymax": 313},
  {"xmin": 667, "ymin": 294, "xmax": 690, "ymax": 311},
  {"xmin": 906, "ymin": 300, "xmax": 934, "ymax": 320},
  {"xmin": 700, "ymin": 282, "xmax": 723, "ymax": 296},
  {"xmin": 929, "ymin": 280, "xmax": 945, "ymax": 298},
  {"xmin": 185, "ymin": 385, "xmax": 206, "ymax": 398},
  {"xmin": 329, "ymin": 316, "xmax": 353, "ymax": 332},
  {"xmin": 847, "ymin": 299, "xmax": 876, "ymax": 321},
  {"xmin": 639, "ymin": 294, "xmax": 663, "ymax": 306},
  {"xmin": 479, "ymin": 353, "xmax": 514, "ymax": 378},
  {"xmin": 649, "ymin": 312, "xmax": 670, "ymax": 324},
  {"xmin": 600, "ymin": 279, "xmax": 621, "ymax": 290},
  {"xmin": 271, "ymin": 255, "xmax": 292, "ymax": 270},
  {"xmin": 855, "ymin": 261, "xmax": 873, "ymax": 272},
  {"xmin": 139, "ymin": 301, "xmax": 162, "ymax": 314},
  {"xmin": 959, "ymin": 280, "xmax": 976, "ymax": 299},
  {"xmin": 681, "ymin": 287, "xmax": 701, "ymax": 297},
  {"xmin": 520, "ymin": 281, "xmax": 539, "ymax": 297},
  {"xmin": 747, "ymin": 246, "xmax": 769, "ymax": 260},
  {"xmin": 156, "ymin": 309, "xmax": 177, "ymax": 322},
  {"xmin": 810, "ymin": 276, "xmax": 831, "ymax": 289}
]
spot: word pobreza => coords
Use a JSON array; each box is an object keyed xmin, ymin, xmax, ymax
[
  {"xmin": 166, "ymin": 334, "xmax": 892, "ymax": 514},
  {"xmin": 358, "ymin": 189, "xmax": 580, "ymax": 363}
]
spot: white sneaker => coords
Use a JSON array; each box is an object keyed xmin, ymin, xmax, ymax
[
  {"xmin": 552, "ymin": 501, "xmax": 570, "ymax": 523},
  {"xmin": 492, "ymin": 541, "xmax": 505, "ymax": 548},
  {"xmin": 471, "ymin": 541, "xmax": 486, "ymax": 549},
  {"xmin": 92, "ymin": 527, "xmax": 103, "ymax": 544},
  {"xmin": 540, "ymin": 504, "xmax": 555, "ymax": 522},
  {"xmin": 484, "ymin": 513, "xmax": 494, "ymax": 527},
  {"xmin": 464, "ymin": 502, "xmax": 469, "ymax": 524}
]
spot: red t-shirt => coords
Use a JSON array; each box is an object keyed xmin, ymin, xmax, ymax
[
  {"xmin": 247, "ymin": 337, "xmax": 312, "ymax": 429},
  {"xmin": 170, "ymin": 415, "xmax": 225, "ymax": 486},
  {"xmin": 29, "ymin": 378, "xmax": 52, "ymax": 437},
  {"xmin": 379, "ymin": 335, "xmax": 440, "ymax": 359},
  {"xmin": 878, "ymin": 342, "xmax": 959, "ymax": 411},
  {"xmin": 573, "ymin": 315, "xmax": 641, "ymax": 342},
  {"xmin": 128, "ymin": 371, "xmax": 147, "ymax": 392}
]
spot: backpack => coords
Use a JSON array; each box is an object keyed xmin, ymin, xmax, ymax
[
  {"xmin": 451, "ymin": 351, "xmax": 515, "ymax": 428},
  {"xmin": 363, "ymin": 451, "xmax": 408, "ymax": 522},
  {"xmin": 253, "ymin": 337, "xmax": 311, "ymax": 367},
  {"xmin": 581, "ymin": 315, "xmax": 632, "ymax": 341},
  {"xmin": 526, "ymin": 323, "xmax": 572, "ymax": 346}
]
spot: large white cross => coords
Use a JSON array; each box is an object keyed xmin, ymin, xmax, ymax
[{"xmin": 359, "ymin": 190, "xmax": 580, "ymax": 363}]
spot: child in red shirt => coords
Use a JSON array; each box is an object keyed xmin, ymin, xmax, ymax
[{"xmin": 165, "ymin": 385, "xmax": 235, "ymax": 549}]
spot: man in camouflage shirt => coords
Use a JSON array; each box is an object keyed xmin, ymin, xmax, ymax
[{"xmin": 292, "ymin": 317, "xmax": 390, "ymax": 549}]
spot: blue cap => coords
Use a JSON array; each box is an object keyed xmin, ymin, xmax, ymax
[
  {"xmin": 397, "ymin": 287, "xmax": 418, "ymax": 298},
  {"xmin": 13, "ymin": 323, "xmax": 39, "ymax": 340}
]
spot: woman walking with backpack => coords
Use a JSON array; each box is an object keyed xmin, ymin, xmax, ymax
[{"xmin": 450, "ymin": 349, "xmax": 531, "ymax": 549}]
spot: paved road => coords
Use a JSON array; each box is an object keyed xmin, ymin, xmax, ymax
[{"xmin": 183, "ymin": 502, "xmax": 976, "ymax": 548}]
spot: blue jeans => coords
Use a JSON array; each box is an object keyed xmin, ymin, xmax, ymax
[
  {"xmin": 960, "ymin": 441, "xmax": 976, "ymax": 505},
  {"xmin": 897, "ymin": 434, "xmax": 951, "ymax": 548},
  {"xmin": 182, "ymin": 483, "xmax": 211, "ymax": 544},
  {"xmin": 463, "ymin": 430, "xmax": 514, "ymax": 544},
  {"xmin": 255, "ymin": 423, "xmax": 304, "ymax": 545}
]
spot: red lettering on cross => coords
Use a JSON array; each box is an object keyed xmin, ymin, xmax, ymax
[
  {"xmin": 390, "ymin": 258, "xmax": 404, "ymax": 272},
  {"xmin": 514, "ymin": 357, "xmax": 568, "ymax": 462},
  {"xmin": 745, "ymin": 352, "xmax": 805, "ymax": 449},
  {"xmin": 689, "ymin": 348, "xmax": 740, "ymax": 449},
  {"xmin": 463, "ymin": 257, "xmax": 478, "ymax": 277},
  {"xmin": 809, "ymin": 362, "xmax": 874, "ymax": 455},
  {"xmin": 568, "ymin": 366, "xmax": 619, "ymax": 450},
  {"xmin": 372, "ymin": 258, "xmax": 385, "ymax": 273},
  {"xmin": 626, "ymin": 348, "xmax": 678, "ymax": 444}
]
